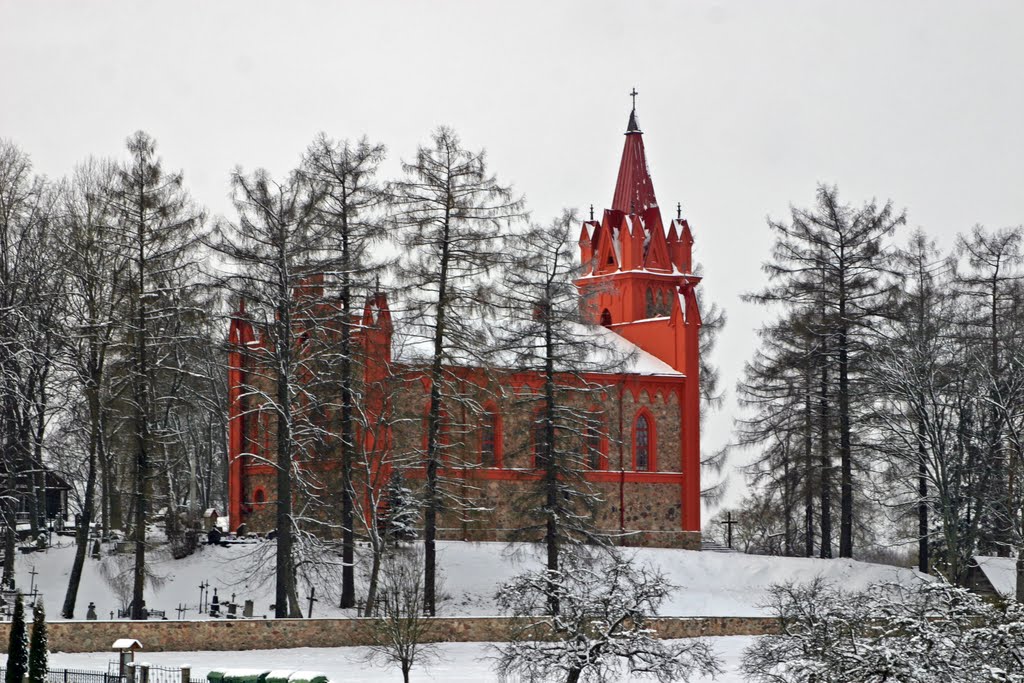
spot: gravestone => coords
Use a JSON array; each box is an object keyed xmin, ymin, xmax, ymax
[{"xmin": 243, "ymin": 599, "xmax": 254, "ymax": 617}]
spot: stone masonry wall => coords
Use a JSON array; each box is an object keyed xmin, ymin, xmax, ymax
[{"xmin": 0, "ymin": 616, "xmax": 777, "ymax": 653}]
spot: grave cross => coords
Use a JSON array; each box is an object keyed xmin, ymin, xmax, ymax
[
  {"xmin": 28, "ymin": 567, "xmax": 38, "ymax": 595},
  {"xmin": 719, "ymin": 511, "xmax": 738, "ymax": 549},
  {"xmin": 307, "ymin": 586, "xmax": 318, "ymax": 619},
  {"xmin": 198, "ymin": 581, "xmax": 209, "ymax": 612},
  {"xmin": 176, "ymin": 603, "xmax": 187, "ymax": 619}
]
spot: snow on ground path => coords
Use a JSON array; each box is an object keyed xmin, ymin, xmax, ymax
[
  {"xmin": 49, "ymin": 637, "xmax": 757, "ymax": 682},
  {"xmin": 18, "ymin": 538, "xmax": 926, "ymax": 621}
]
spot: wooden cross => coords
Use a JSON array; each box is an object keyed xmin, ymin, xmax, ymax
[
  {"xmin": 630, "ymin": 87, "xmax": 639, "ymax": 110},
  {"xmin": 176, "ymin": 603, "xmax": 187, "ymax": 619},
  {"xmin": 28, "ymin": 567, "xmax": 38, "ymax": 595},
  {"xmin": 307, "ymin": 586, "xmax": 318, "ymax": 619},
  {"xmin": 719, "ymin": 511, "xmax": 738, "ymax": 549}
]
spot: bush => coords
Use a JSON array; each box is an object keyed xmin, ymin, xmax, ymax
[{"xmin": 743, "ymin": 577, "xmax": 1024, "ymax": 682}]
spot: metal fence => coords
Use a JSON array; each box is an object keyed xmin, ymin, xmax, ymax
[{"xmin": 1, "ymin": 667, "xmax": 124, "ymax": 683}]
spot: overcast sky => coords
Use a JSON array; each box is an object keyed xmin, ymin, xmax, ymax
[{"xmin": 3, "ymin": 1, "xmax": 1023, "ymax": 511}]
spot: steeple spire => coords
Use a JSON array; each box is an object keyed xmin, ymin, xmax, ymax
[{"xmin": 611, "ymin": 91, "xmax": 657, "ymax": 214}]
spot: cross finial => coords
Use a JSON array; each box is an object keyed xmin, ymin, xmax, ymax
[
  {"xmin": 589, "ymin": 204, "xmax": 594, "ymax": 221},
  {"xmin": 677, "ymin": 202, "xmax": 682, "ymax": 220},
  {"xmin": 630, "ymin": 88, "xmax": 639, "ymax": 111}
]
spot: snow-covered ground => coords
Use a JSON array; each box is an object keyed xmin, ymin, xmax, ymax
[
  {"xmin": 14, "ymin": 537, "xmax": 926, "ymax": 621},
  {"xmin": 49, "ymin": 637, "xmax": 757, "ymax": 683}
]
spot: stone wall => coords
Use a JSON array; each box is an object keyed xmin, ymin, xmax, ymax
[{"xmin": 0, "ymin": 616, "xmax": 777, "ymax": 653}]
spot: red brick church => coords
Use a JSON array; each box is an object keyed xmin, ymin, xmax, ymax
[{"xmin": 226, "ymin": 106, "xmax": 706, "ymax": 548}]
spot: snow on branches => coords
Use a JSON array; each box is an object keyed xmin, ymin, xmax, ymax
[
  {"xmin": 743, "ymin": 577, "xmax": 1024, "ymax": 682},
  {"xmin": 494, "ymin": 551, "xmax": 722, "ymax": 683}
]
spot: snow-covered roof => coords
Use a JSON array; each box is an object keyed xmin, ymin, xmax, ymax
[
  {"xmin": 392, "ymin": 315, "xmax": 681, "ymax": 377},
  {"xmin": 112, "ymin": 639, "xmax": 143, "ymax": 650},
  {"xmin": 973, "ymin": 555, "xmax": 1016, "ymax": 597}
]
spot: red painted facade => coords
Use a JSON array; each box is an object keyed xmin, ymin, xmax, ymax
[{"xmin": 226, "ymin": 108, "xmax": 705, "ymax": 546}]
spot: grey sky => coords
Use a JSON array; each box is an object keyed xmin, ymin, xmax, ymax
[{"xmin": 3, "ymin": 0, "xmax": 1023, "ymax": 510}]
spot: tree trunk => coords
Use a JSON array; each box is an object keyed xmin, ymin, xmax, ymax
[
  {"xmin": 804, "ymin": 369, "xmax": 814, "ymax": 557},
  {"xmin": 1016, "ymin": 552, "xmax": 1024, "ymax": 603},
  {"xmin": 62, "ymin": 373, "xmax": 101, "ymax": 618},
  {"xmin": 130, "ymin": 191, "xmax": 150, "ymax": 621},
  {"xmin": 819, "ymin": 355, "xmax": 832, "ymax": 559},
  {"xmin": 363, "ymin": 537, "xmax": 382, "ymax": 617},
  {"xmin": 917, "ymin": 416, "xmax": 929, "ymax": 574},
  {"xmin": 338, "ymin": 214, "xmax": 357, "ymax": 610},
  {"xmin": 543, "ymin": 316, "xmax": 560, "ymax": 614},
  {"xmin": 838, "ymin": 319, "xmax": 853, "ymax": 559},
  {"xmin": 423, "ymin": 208, "xmax": 452, "ymax": 618}
]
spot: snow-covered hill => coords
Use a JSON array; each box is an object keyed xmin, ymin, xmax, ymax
[{"xmin": 11, "ymin": 538, "xmax": 928, "ymax": 621}]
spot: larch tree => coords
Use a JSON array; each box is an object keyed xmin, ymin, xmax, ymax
[
  {"xmin": 746, "ymin": 185, "xmax": 904, "ymax": 558},
  {"xmin": 953, "ymin": 226, "xmax": 1024, "ymax": 557},
  {"xmin": 210, "ymin": 165, "xmax": 332, "ymax": 618},
  {"xmin": 491, "ymin": 209, "xmax": 628, "ymax": 613},
  {"xmin": 301, "ymin": 134, "xmax": 390, "ymax": 609},
  {"xmin": 391, "ymin": 126, "xmax": 525, "ymax": 616},
  {"xmin": 736, "ymin": 311, "xmax": 822, "ymax": 557},
  {"xmin": 106, "ymin": 131, "xmax": 205, "ymax": 619}
]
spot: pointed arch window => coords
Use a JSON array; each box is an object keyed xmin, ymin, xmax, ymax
[
  {"xmin": 634, "ymin": 412, "xmax": 654, "ymax": 471},
  {"xmin": 481, "ymin": 408, "xmax": 502, "ymax": 468},
  {"xmin": 600, "ymin": 309, "xmax": 612, "ymax": 326},
  {"xmin": 532, "ymin": 410, "xmax": 550, "ymax": 469},
  {"xmin": 645, "ymin": 288, "xmax": 655, "ymax": 318},
  {"xmin": 584, "ymin": 417, "xmax": 607, "ymax": 470}
]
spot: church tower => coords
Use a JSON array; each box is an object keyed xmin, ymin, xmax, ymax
[{"xmin": 576, "ymin": 98, "xmax": 704, "ymax": 531}]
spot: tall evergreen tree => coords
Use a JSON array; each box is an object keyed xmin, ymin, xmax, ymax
[
  {"xmin": 211, "ymin": 165, "xmax": 331, "ymax": 618},
  {"xmin": 954, "ymin": 226, "xmax": 1024, "ymax": 557},
  {"xmin": 301, "ymin": 134, "xmax": 390, "ymax": 609},
  {"xmin": 392, "ymin": 126, "xmax": 525, "ymax": 615},
  {"xmin": 491, "ymin": 210, "xmax": 627, "ymax": 612},
  {"xmin": 107, "ymin": 131, "xmax": 205, "ymax": 619},
  {"xmin": 5, "ymin": 592, "xmax": 27, "ymax": 683},
  {"xmin": 746, "ymin": 185, "xmax": 904, "ymax": 558},
  {"xmin": 27, "ymin": 600, "xmax": 46, "ymax": 683}
]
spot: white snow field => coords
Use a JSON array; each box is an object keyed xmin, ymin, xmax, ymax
[
  {"xmin": 14, "ymin": 537, "xmax": 926, "ymax": 621},
  {"xmin": 49, "ymin": 637, "xmax": 757, "ymax": 683}
]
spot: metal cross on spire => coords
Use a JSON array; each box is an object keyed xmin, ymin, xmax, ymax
[{"xmin": 630, "ymin": 87, "xmax": 639, "ymax": 111}]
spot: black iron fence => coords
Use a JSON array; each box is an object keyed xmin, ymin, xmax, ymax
[{"xmin": 1, "ymin": 667, "xmax": 124, "ymax": 683}]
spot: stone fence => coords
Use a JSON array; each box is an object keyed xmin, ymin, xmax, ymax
[{"xmin": 0, "ymin": 616, "xmax": 778, "ymax": 653}]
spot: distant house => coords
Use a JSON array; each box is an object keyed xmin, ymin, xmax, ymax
[
  {"xmin": 968, "ymin": 555, "xmax": 1017, "ymax": 599},
  {"xmin": 4, "ymin": 465, "xmax": 71, "ymax": 531}
]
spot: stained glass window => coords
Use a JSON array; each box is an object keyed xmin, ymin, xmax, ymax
[
  {"xmin": 635, "ymin": 414, "xmax": 650, "ymax": 471},
  {"xmin": 481, "ymin": 413, "xmax": 497, "ymax": 467},
  {"xmin": 585, "ymin": 421, "xmax": 603, "ymax": 469},
  {"xmin": 533, "ymin": 413, "xmax": 548, "ymax": 468}
]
